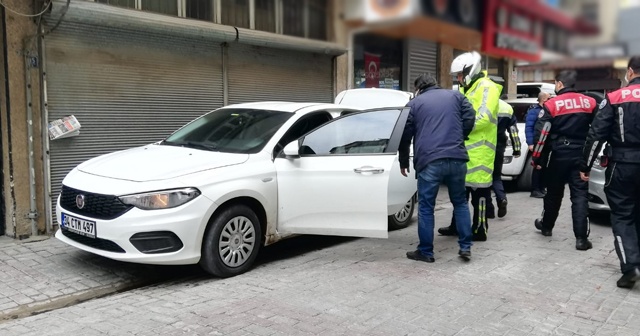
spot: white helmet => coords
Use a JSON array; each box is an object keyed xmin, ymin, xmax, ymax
[{"xmin": 450, "ymin": 51, "xmax": 482, "ymax": 87}]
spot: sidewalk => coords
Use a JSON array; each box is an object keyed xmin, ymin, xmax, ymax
[{"xmin": 0, "ymin": 235, "xmax": 190, "ymax": 321}]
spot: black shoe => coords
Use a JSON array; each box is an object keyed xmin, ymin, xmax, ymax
[
  {"xmin": 458, "ymin": 250, "xmax": 471, "ymax": 261},
  {"xmin": 487, "ymin": 210, "xmax": 496, "ymax": 219},
  {"xmin": 406, "ymin": 250, "xmax": 435, "ymax": 263},
  {"xmin": 472, "ymin": 234, "xmax": 487, "ymax": 242},
  {"xmin": 535, "ymin": 218, "xmax": 552, "ymax": 236},
  {"xmin": 576, "ymin": 238, "xmax": 593, "ymax": 251},
  {"xmin": 617, "ymin": 268, "xmax": 640, "ymax": 289},
  {"xmin": 497, "ymin": 199, "xmax": 508, "ymax": 218},
  {"xmin": 530, "ymin": 191, "xmax": 545, "ymax": 198},
  {"xmin": 438, "ymin": 226, "xmax": 458, "ymax": 236}
]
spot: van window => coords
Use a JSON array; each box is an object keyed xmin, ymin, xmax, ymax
[{"xmin": 511, "ymin": 103, "xmax": 533, "ymax": 123}]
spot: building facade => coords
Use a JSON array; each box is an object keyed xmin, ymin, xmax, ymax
[
  {"xmin": 517, "ymin": 0, "xmax": 624, "ymax": 92},
  {"xmin": 1, "ymin": 0, "xmax": 343, "ymax": 239},
  {"xmin": 339, "ymin": 0, "xmax": 595, "ymax": 97}
]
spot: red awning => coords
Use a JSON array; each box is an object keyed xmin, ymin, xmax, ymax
[{"xmin": 500, "ymin": 0, "xmax": 599, "ymax": 34}]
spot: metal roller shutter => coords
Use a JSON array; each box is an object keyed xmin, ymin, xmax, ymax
[
  {"xmin": 406, "ymin": 39, "xmax": 438, "ymax": 92},
  {"xmin": 45, "ymin": 22, "xmax": 224, "ymax": 224},
  {"xmin": 227, "ymin": 43, "xmax": 334, "ymax": 105}
]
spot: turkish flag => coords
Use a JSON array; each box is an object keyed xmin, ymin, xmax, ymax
[{"xmin": 364, "ymin": 52, "xmax": 381, "ymax": 88}]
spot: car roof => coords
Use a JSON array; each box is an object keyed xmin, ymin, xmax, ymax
[
  {"xmin": 505, "ymin": 98, "xmax": 538, "ymax": 104},
  {"xmin": 220, "ymin": 102, "xmax": 345, "ymax": 113},
  {"xmin": 335, "ymin": 88, "xmax": 413, "ymax": 109}
]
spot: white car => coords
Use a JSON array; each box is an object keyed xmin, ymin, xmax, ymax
[
  {"xmin": 588, "ymin": 146, "xmax": 610, "ymax": 212},
  {"xmin": 55, "ymin": 102, "xmax": 417, "ymax": 277},
  {"xmin": 502, "ymin": 97, "xmax": 537, "ymax": 190}
]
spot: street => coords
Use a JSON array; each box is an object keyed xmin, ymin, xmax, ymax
[{"xmin": 0, "ymin": 187, "xmax": 638, "ymax": 336}]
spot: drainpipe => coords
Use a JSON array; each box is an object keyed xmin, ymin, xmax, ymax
[
  {"xmin": 37, "ymin": 25, "xmax": 52, "ymax": 235},
  {"xmin": 23, "ymin": 37, "xmax": 39, "ymax": 237}
]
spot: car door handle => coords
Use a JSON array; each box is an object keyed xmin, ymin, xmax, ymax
[{"xmin": 354, "ymin": 167, "xmax": 385, "ymax": 174}]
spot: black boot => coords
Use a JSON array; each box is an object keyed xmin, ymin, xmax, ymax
[
  {"xmin": 437, "ymin": 225, "xmax": 458, "ymax": 236},
  {"xmin": 534, "ymin": 218, "xmax": 552, "ymax": 236},
  {"xmin": 617, "ymin": 267, "xmax": 640, "ymax": 289},
  {"xmin": 497, "ymin": 199, "xmax": 508, "ymax": 218},
  {"xmin": 576, "ymin": 238, "xmax": 593, "ymax": 251}
]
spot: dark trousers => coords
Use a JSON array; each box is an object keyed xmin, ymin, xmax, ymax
[
  {"xmin": 532, "ymin": 167, "xmax": 545, "ymax": 192},
  {"xmin": 492, "ymin": 146, "xmax": 507, "ymax": 202},
  {"xmin": 540, "ymin": 152, "xmax": 589, "ymax": 238},
  {"xmin": 450, "ymin": 187, "xmax": 492, "ymax": 239},
  {"xmin": 487, "ymin": 146, "xmax": 506, "ymax": 217},
  {"xmin": 605, "ymin": 162, "xmax": 640, "ymax": 274}
]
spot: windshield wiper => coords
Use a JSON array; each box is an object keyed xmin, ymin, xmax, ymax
[{"xmin": 160, "ymin": 140, "xmax": 218, "ymax": 152}]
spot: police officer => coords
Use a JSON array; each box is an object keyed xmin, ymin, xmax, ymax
[
  {"xmin": 532, "ymin": 70, "xmax": 596, "ymax": 250},
  {"xmin": 487, "ymin": 98, "xmax": 521, "ymax": 218},
  {"xmin": 438, "ymin": 51, "xmax": 501, "ymax": 241},
  {"xmin": 580, "ymin": 56, "xmax": 640, "ymax": 288}
]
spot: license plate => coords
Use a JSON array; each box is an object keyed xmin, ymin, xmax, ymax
[{"xmin": 61, "ymin": 213, "xmax": 96, "ymax": 239}]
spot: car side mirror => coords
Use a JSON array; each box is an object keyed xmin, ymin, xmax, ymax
[{"xmin": 283, "ymin": 141, "xmax": 300, "ymax": 158}]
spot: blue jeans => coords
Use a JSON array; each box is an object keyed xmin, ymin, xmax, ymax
[{"xmin": 417, "ymin": 159, "xmax": 473, "ymax": 257}]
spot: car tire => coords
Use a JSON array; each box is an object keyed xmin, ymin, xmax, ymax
[
  {"xmin": 200, "ymin": 204, "xmax": 262, "ymax": 278},
  {"xmin": 388, "ymin": 195, "xmax": 416, "ymax": 230},
  {"xmin": 517, "ymin": 154, "xmax": 533, "ymax": 191}
]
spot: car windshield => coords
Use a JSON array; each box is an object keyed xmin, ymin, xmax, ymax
[{"xmin": 161, "ymin": 108, "xmax": 293, "ymax": 154}]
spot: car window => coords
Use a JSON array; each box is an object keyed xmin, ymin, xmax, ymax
[
  {"xmin": 274, "ymin": 112, "xmax": 333, "ymax": 157},
  {"xmin": 511, "ymin": 103, "xmax": 531, "ymax": 123},
  {"xmin": 162, "ymin": 108, "xmax": 292, "ymax": 154},
  {"xmin": 299, "ymin": 110, "xmax": 401, "ymax": 156}
]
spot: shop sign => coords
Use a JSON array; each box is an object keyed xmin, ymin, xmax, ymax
[
  {"xmin": 364, "ymin": 0, "xmax": 417, "ymax": 23},
  {"xmin": 422, "ymin": 0, "xmax": 480, "ymax": 30},
  {"xmin": 571, "ymin": 44, "xmax": 627, "ymax": 59},
  {"xmin": 482, "ymin": 0, "xmax": 542, "ymax": 62}
]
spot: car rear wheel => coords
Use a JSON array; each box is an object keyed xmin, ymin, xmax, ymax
[
  {"xmin": 200, "ymin": 204, "xmax": 262, "ymax": 278},
  {"xmin": 388, "ymin": 196, "xmax": 416, "ymax": 230}
]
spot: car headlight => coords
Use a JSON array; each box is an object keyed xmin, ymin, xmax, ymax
[{"xmin": 119, "ymin": 188, "xmax": 201, "ymax": 210}]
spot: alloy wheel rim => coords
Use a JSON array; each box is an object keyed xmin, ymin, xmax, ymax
[
  {"xmin": 218, "ymin": 216, "xmax": 256, "ymax": 267},
  {"xmin": 394, "ymin": 200, "xmax": 413, "ymax": 222}
]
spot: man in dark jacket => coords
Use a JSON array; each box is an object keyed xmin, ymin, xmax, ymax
[
  {"xmin": 525, "ymin": 92, "xmax": 550, "ymax": 198},
  {"xmin": 399, "ymin": 74, "xmax": 475, "ymax": 263}
]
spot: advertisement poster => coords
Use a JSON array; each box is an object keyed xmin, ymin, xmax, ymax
[{"xmin": 364, "ymin": 52, "xmax": 381, "ymax": 88}]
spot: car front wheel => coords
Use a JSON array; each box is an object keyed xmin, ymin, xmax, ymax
[
  {"xmin": 388, "ymin": 196, "xmax": 416, "ymax": 230},
  {"xmin": 200, "ymin": 204, "xmax": 262, "ymax": 278}
]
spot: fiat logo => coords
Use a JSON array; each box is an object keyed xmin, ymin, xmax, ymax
[{"xmin": 76, "ymin": 194, "xmax": 86, "ymax": 209}]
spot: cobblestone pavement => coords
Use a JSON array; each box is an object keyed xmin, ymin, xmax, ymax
[
  {"xmin": 0, "ymin": 188, "xmax": 639, "ymax": 335},
  {"xmin": 0, "ymin": 236, "xmax": 196, "ymax": 320}
]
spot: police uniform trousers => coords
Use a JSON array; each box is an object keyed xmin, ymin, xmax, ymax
[
  {"xmin": 605, "ymin": 161, "xmax": 640, "ymax": 274},
  {"xmin": 487, "ymin": 144, "xmax": 507, "ymax": 217},
  {"xmin": 540, "ymin": 148, "xmax": 590, "ymax": 238},
  {"xmin": 449, "ymin": 187, "xmax": 491, "ymax": 240}
]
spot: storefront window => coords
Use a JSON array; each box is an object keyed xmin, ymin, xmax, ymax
[
  {"xmin": 186, "ymin": 0, "xmax": 214, "ymax": 21},
  {"xmin": 96, "ymin": 0, "xmax": 136, "ymax": 8},
  {"xmin": 141, "ymin": 0, "xmax": 178, "ymax": 16},
  {"xmin": 222, "ymin": 0, "xmax": 250, "ymax": 28},
  {"xmin": 353, "ymin": 34, "xmax": 403, "ymax": 90},
  {"xmin": 255, "ymin": 0, "xmax": 276, "ymax": 33}
]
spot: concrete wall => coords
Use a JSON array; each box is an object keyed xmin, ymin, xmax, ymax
[
  {"xmin": 0, "ymin": 0, "xmax": 45, "ymax": 239},
  {"xmin": 330, "ymin": 0, "xmax": 348, "ymax": 95}
]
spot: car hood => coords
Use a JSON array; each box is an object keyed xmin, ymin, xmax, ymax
[{"xmin": 77, "ymin": 144, "xmax": 249, "ymax": 182}]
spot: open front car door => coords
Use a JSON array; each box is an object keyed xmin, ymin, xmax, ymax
[{"xmin": 274, "ymin": 108, "xmax": 412, "ymax": 239}]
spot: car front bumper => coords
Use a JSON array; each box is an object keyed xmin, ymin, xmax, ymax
[{"xmin": 55, "ymin": 193, "xmax": 215, "ymax": 265}]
